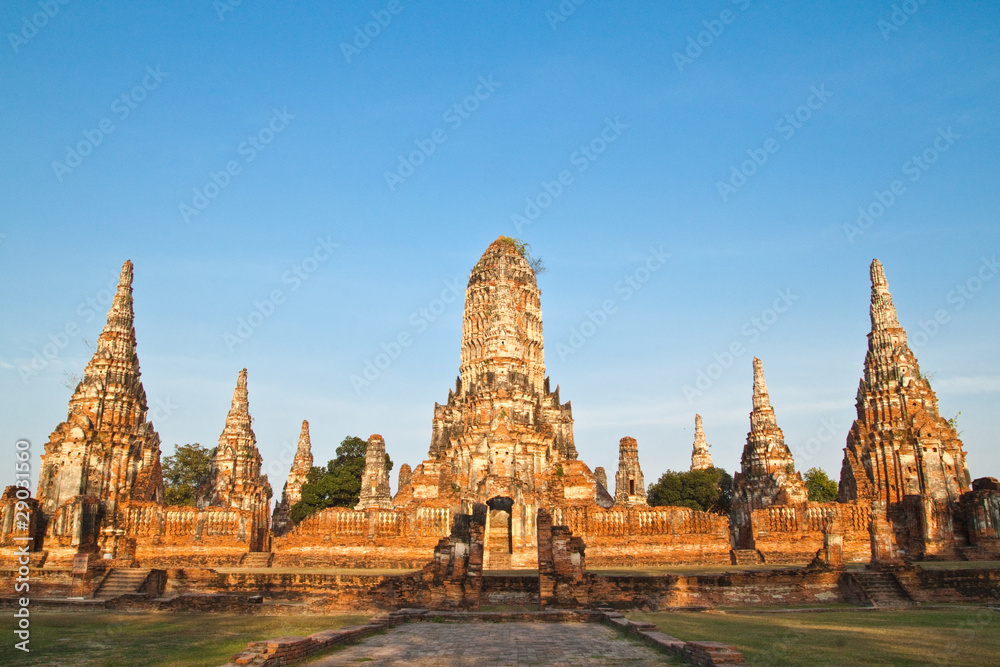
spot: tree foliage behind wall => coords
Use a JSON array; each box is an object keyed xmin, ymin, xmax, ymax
[
  {"xmin": 804, "ymin": 467, "xmax": 838, "ymax": 502},
  {"xmin": 163, "ymin": 443, "xmax": 215, "ymax": 506},
  {"xmin": 289, "ymin": 436, "xmax": 393, "ymax": 524},
  {"xmin": 647, "ymin": 467, "xmax": 733, "ymax": 515}
]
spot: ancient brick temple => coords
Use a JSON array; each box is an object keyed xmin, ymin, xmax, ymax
[
  {"xmin": 355, "ymin": 435, "xmax": 393, "ymax": 511},
  {"xmin": 839, "ymin": 259, "xmax": 974, "ymax": 558},
  {"xmin": 3, "ymin": 245, "xmax": 999, "ymax": 574},
  {"xmin": 277, "ymin": 237, "xmax": 731, "ymax": 568},
  {"xmin": 613, "ymin": 437, "xmax": 647, "ymax": 506},
  {"xmin": 34, "ymin": 261, "xmax": 164, "ymax": 562},
  {"xmin": 690, "ymin": 414, "xmax": 714, "ymax": 471},
  {"xmin": 271, "ymin": 420, "xmax": 314, "ymax": 536},
  {"xmin": 733, "ymin": 358, "xmax": 808, "ymax": 513},
  {"xmin": 197, "ymin": 368, "xmax": 272, "ymax": 552}
]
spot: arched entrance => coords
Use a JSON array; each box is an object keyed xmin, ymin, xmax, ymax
[{"xmin": 484, "ymin": 496, "xmax": 514, "ymax": 569}]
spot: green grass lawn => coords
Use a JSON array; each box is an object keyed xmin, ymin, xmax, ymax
[
  {"xmin": 630, "ymin": 608, "xmax": 1000, "ymax": 666},
  {"xmin": 1, "ymin": 612, "xmax": 370, "ymax": 666}
]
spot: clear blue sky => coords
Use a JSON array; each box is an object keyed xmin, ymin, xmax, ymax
[{"xmin": 2, "ymin": 1, "xmax": 998, "ymax": 497}]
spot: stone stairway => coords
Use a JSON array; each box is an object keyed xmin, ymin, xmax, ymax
[
  {"xmin": 850, "ymin": 570, "xmax": 914, "ymax": 608},
  {"xmin": 93, "ymin": 568, "xmax": 151, "ymax": 599},
  {"xmin": 238, "ymin": 552, "xmax": 273, "ymax": 568},
  {"xmin": 730, "ymin": 549, "xmax": 764, "ymax": 565}
]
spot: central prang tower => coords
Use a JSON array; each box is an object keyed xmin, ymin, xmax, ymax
[
  {"xmin": 427, "ymin": 236, "xmax": 576, "ymax": 494},
  {"xmin": 394, "ymin": 237, "xmax": 605, "ymax": 566}
]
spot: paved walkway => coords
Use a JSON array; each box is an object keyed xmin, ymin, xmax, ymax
[{"xmin": 306, "ymin": 621, "xmax": 674, "ymax": 666}]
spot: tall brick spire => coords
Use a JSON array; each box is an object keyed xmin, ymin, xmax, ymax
[
  {"xmin": 614, "ymin": 436, "xmax": 647, "ymax": 506},
  {"xmin": 732, "ymin": 358, "xmax": 807, "ymax": 511},
  {"xmin": 690, "ymin": 414, "xmax": 713, "ymax": 471},
  {"xmin": 272, "ymin": 420, "xmax": 314, "ymax": 535},
  {"xmin": 870, "ymin": 259, "xmax": 902, "ymax": 331},
  {"xmin": 839, "ymin": 260, "xmax": 970, "ymax": 506},
  {"xmin": 201, "ymin": 369, "xmax": 271, "ymax": 520},
  {"xmin": 37, "ymin": 260, "xmax": 163, "ymax": 518},
  {"xmin": 356, "ymin": 434, "xmax": 393, "ymax": 510}
]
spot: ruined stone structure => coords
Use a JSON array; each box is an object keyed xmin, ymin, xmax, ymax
[
  {"xmin": 271, "ymin": 420, "xmax": 314, "ymax": 536},
  {"xmin": 356, "ymin": 434, "xmax": 393, "ymax": 511},
  {"xmin": 613, "ymin": 437, "xmax": 646, "ymax": 506},
  {"xmin": 690, "ymin": 414, "xmax": 714, "ymax": 471},
  {"xmin": 839, "ymin": 260, "xmax": 973, "ymax": 559},
  {"xmin": 6, "ymin": 248, "xmax": 998, "ymax": 581},
  {"xmin": 198, "ymin": 369, "xmax": 272, "ymax": 551},
  {"xmin": 537, "ymin": 508, "xmax": 588, "ymax": 608},
  {"xmin": 34, "ymin": 261, "xmax": 164, "ymax": 562},
  {"xmin": 726, "ymin": 360, "xmax": 891, "ymax": 564},
  {"xmin": 733, "ymin": 358, "xmax": 808, "ymax": 513},
  {"xmin": 388, "ymin": 237, "xmax": 609, "ymax": 566}
]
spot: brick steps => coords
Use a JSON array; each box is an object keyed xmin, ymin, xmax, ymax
[
  {"xmin": 238, "ymin": 552, "xmax": 273, "ymax": 568},
  {"xmin": 851, "ymin": 571, "xmax": 914, "ymax": 608},
  {"xmin": 93, "ymin": 568, "xmax": 151, "ymax": 599},
  {"xmin": 730, "ymin": 549, "xmax": 764, "ymax": 565}
]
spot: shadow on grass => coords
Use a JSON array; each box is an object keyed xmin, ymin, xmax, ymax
[{"xmin": 0, "ymin": 611, "xmax": 371, "ymax": 667}]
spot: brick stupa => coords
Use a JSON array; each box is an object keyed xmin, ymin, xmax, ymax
[
  {"xmin": 732, "ymin": 358, "xmax": 808, "ymax": 511},
  {"xmin": 690, "ymin": 414, "xmax": 714, "ymax": 471},
  {"xmin": 272, "ymin": 420, "xmax": 314, "ymax": 535},
  {"xmin": 199, "ymin": 369, "xmax": 272, "ymax": 547},
  {"xmin": 36, "ymin": 260, "xmax": 164, "ymax": 557}
]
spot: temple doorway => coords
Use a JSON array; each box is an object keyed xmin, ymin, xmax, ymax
[{"xmin": 484, "ymin": 496, "xmax": 513, "ymax": 569}]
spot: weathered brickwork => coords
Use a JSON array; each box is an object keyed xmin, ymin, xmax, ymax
[
  {"xmin": 731, "ymin": 358, "xmax": 809, "ymax": 552},
  {"xmin": 198, "ymin": 368, "xmax": 272, "ymax": 552},
  {"xmin": 355, "ymin": 434, "xmax": 393, "ymax": 511},
  {"xmin": 690, "ymin": 414, "xmax": 714, "ymax": 471},
  {"xmin": 33, "ymin": 261, "xmax": 164, "ymax": 563},
  {"xmin": 613, "ymin": 437, "xmax": 647, "ymax": 507},
  {"xmin": 840, "ymin": 260, "xmax": 974, "ymax": 558},
  {"xmin": 272, "ymin": 420, "xmax": 313, "ymax": 536},
  {"xmin": 4, "ymin": 249, "xmax": 997, "ymax": 586}
]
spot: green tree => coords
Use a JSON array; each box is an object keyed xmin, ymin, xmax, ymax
[
  {"xmin": 646, "ymin": 467, "xmax": 733, "ymax": 515},
  {"xmin": 289, "ymin": 436, "xmax": 393, "ymax": 524},
  {"xmin": 804, "ymin": 467, "xmax": 838, "ymax": 502},
  {"xmin": 162, "ymin": 443, "xmax": 215, "ymax": 506}
]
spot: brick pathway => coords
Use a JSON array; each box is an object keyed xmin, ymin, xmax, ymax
[{"xmin": 305, "ymin": 621, "xmax": 674, "ymax": 666}]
